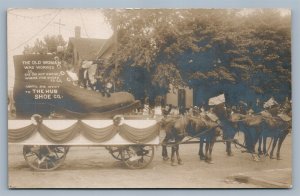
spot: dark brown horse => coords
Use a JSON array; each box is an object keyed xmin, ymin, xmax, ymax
[
  {"xmin": 160, "ymin": 115, "xmax": 220, "ymax": 165},
  {"xmin": 258, "ymin": 103, "xmax": 291, "ymax": 159},
  {"xmin": 232, "ymin": 106, "xmax": 291, "ymax": 160},
  {"xmin": 189, "ymin": 116, "xmax": 221, "ymax": 163},
  {"xmin": 218, "ymin": 104, "xmax": 290, "ymax": 160},
  {"xmin": 257, "ymin": 114, "xmax": 291, "ymax": 159},
  {"xmin": 213, "ymin": 104, "xmax": 265, "ymax": 155},
  {"xmin": 230, "ymin": 112, "xmax": 265, "ymax": 153}
]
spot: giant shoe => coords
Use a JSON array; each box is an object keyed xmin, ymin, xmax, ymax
[{"xmin": 13, "ymin": 54, "xmax": 140, "ymax": 119}]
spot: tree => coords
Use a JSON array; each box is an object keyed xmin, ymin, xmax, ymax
[
  {"xmin": 102, "ymin": 9, "xmax": 291, "ymax": 108},
  {"xmin": 226, "ymin": 10, "xmax": 291, "ymax": 105},
  {"xmin": 103, "ymin": 9, "xmax": 208, "ymax": 104},
  {"xmin": 23, "ymin": 34, "xmax": 67, "ymax": 55}
]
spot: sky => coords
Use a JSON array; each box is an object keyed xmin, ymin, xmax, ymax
[{"xmin": 7, "ymin": 9, "xmax": 113, "ymax": 89}]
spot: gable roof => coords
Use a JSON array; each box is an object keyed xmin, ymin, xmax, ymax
[
  {"xmin": 97, "ymin": 36, "xmax": 117, "ymax": 59},
  {"xmin": 69, "ymin": 36, "xmax": 116, "ymax": 60}
]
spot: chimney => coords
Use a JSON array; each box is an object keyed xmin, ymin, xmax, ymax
[{"xmin": 75, "ymin": 26, "xmax": 81, "ymax": 38}]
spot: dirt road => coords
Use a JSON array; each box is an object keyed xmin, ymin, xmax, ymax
[{"xmin": 8, "ymin": 134, "xmax": 292, "ymax": 188}]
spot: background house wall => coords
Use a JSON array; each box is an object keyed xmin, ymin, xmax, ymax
[{"xmin": 165, "ymin": 84, "xmax": 193, "ymax": 109}]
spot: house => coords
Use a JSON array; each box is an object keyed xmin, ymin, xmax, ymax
[
  {"xmin": 165, "ymin": 84, "xmax": 193, "ymax": 110},
  {"xmin": 67, "ymin": 26, "xmax": 116, "ymax": 70}
]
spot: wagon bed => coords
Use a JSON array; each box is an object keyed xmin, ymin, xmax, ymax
[{"xmin": 8, "ymin": 117, "xmax": 160, "ymax": 170}]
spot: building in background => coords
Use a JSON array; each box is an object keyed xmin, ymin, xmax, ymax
[
  {"xmin": 165, "ymin": 84, "xmax": 193, "ymax": 112},
  {"xmin": 67, "ymin": 26, "xmax": 116, "ymax": 71}
]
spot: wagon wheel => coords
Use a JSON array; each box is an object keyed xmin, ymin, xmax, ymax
[
  {"xmin": 23, "ymin": 145, "xmax": 69, "ymax": 171},
  {"xmin": 121, "ymin": 145, "xmax": 154, "ymax": 169},
  {"xmin": 106, "ymin": 146, "xmax": 124, "ymax": 161}
]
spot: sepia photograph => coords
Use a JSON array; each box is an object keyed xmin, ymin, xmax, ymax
[{"xmin": 7, "ymin": 8, "xmax": 291, "ymax": 188}]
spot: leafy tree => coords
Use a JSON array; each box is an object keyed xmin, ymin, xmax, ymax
[
  {"xmin": 23, "ymin": 38, "xmax": 46, "ymax": 54},
  {"xmin": 102, "ymin": 9, "xmax": 291, "ymax": 108},
  {"xmin": 23, "ymin": 34, "xmax": 67, "ymax": 54}
]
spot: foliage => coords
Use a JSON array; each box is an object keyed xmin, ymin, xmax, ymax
[
  {"xmin": 23, "ymin": 35, "xmax": 67, "ymax": 55},
  {"xmin": 23, "ymin": 34, "xmax": 75, "ymax": 65},
  {"xmin": 102, "ymin": 9, "xmax": 291, "ymax": 107}
]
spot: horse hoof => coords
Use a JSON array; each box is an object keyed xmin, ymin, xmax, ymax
[
  {"xmin": 252, "ymin": 156, "xmax": 260, "ymax": 162},
  {"xmin": 270, "ymin": 155, "xmax": 275, "ymax": 159},
  {"xmin": 171, "ymin": 162, "xmax": 177, "ymax": 166},
  {"xmin": 277, "ymin": 156, "xmax": 282, "ymax": 160},
  {"xmin": 264, "ymin": 153, "xmax": 269, "ymax": 157},
  {"xmin": 163, "ymin": 157, "xmax": 169, "ymax": 161},
  {"xmin": 178, "ymin": 160, "xmax": 183, "ymax": 165},
  {"xmin": 276, "ymin": 153, "xmax": 282, "ymax": 160},
  {"xmin": 205, "ymin": 159, "xmax": 214, "ymax": 164},
  {"xmin": 199, "ymin": 156, "xmax": 206, "ymax": 160},
  {"xmin": 227, "ymin": 152, "xmax": 234, "ymax": 157}
]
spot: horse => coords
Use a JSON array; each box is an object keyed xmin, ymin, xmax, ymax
[
  {"xmin": 258, "ymin": 117, "xmax": 290, "ymax": 159},
  {"xmin": 257, "ymin": 109, "xmax": 291, "ymax": 160},
  {"xmin": 213, "ymin": 104, "xmax": 264, "ymax": 156},
  {"xmin": 189, "ymin": 116, "xmax": 221, "ymax": 163},
  {"xmin": 160, "ymin": 114, "xmax": 220, "ymax": 166},
  {"xmin": 212, "ymin": 104, "xmax": 241, "ymax": 156},
  {"xmin": 233, "ymin": 113, "xmax": 265, "ymax": 153},
  {"xmin": 217, "ymin": 104, "xmax": 291, "ymax": 160}
]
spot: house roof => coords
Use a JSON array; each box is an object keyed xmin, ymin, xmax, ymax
[
  {"xmin": 69, "ymin": 36, "xmax": 116, "ymax": 60},
  {"xmin": 97, "ymin": 36, "xmax": 117, "ymax": 59}
]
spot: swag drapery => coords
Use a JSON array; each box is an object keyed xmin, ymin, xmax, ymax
[{"xmin": 8, "ymin": 120, "xmax": 159, "ymax": 144}]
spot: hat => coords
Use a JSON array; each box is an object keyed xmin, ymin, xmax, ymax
[
  {"xmin": 263, "ymin": 97, "xmax": 278, "ymax": 108},
  {"xmin": 208, "ymin": 94, "xmax": 225, "ymax": 106},
  {"xmin": 82, "ymin": 61, "xmax": 93, "ymax": 68}
]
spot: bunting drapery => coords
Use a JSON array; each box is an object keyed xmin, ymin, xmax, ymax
[
  {"xmin": 78, "ymin": 122, "xmax": 118, "ymax": 143},
  {"xmin": 8, "ymin": 124, "xmax": 37, "ymax": 143},
  {"xmin": 8, "ymin": 120, "xmax": 159, "ymax": 144},
  {"xmin": 38, "ymin": 123, "xmax": 81, "ymax": 143},
  {"xmin": 119, "ymin": 124, "xmax": 160, "ymax": 143}
]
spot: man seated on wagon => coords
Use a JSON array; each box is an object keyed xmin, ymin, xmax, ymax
[
  {"xmin": 162, "ymin": 104, "xmax": 172, "ymax": 117},
  {"xmin": 94, "ymin": 60, "xmax": 111, "ymax": 97}
]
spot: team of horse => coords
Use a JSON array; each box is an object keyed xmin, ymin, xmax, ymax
[{"xmin": 159, "ymin": 103, "xmax": 291, "ymax": 166}]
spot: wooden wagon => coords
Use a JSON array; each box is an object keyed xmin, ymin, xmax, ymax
[{"xmin": 8, "ymin": 116, "xmax": 160, "ymax": 170}]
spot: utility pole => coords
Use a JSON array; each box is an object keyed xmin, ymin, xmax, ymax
[{"xmin": 54, "ymin": 18, "xmax": 65, "ymax": 35}]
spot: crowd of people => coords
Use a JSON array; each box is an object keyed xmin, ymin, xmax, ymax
[{"xmin": 158, "ymin": 96, "xmax": 291, "ymax": 123}]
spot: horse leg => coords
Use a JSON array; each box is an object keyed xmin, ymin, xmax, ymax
[
  {"xmin": 162, "ymin": 138, "xmax": 169, "ymax": 161},
  {"xmin": 204, "ymin": 141, "xmax": 211, "ymax": 163},
  {"xmin": 207, "ymin": 140, "xmax": 215, "ymax": 164},
  {"xmin": 262, "ymin": 135, "xmax": 268, "ymax": 156},
  {"xmin": 171, "ymin": 146, "xmax": 176, "ymax": 166},
  {"xmin": 276, "ymin": 132, "xmax": 288, "ymax": 160},
  {"xmin": 162, "ymin": 145, "xmax": 169, "ymax": 161},
  {"xmin": 258, "ymin": 136, "xmax": 263, "ymax": 155},
  {"xmin": 199, "ymin": 138, "xmax": 206, "ymax": 160},
  {"xmin": 226, "ymin": 141, "xmax": 233, "ymax": 156},
  {"xmin": 269, "ymin": 137, "xmax": 279, "ymax": 159},
  {"xmin": 176, "ymin": 144, "xmax": 183, "ymax": 165},
  {"xmin": 225, "ymin": 130, "xmax": 234, "ymax": 156}
]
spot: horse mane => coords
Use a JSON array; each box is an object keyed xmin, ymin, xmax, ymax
[{"xmin": 188, "ymin": 115, "xmax": 219, "ymax": 129}]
